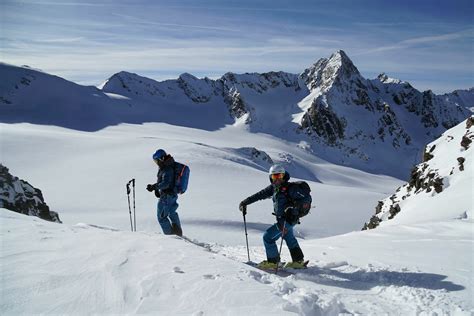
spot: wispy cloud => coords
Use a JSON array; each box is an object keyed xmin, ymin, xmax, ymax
[
  {"xmin": 34, "ymin": 37, "xmax": 85, "ymax": 43},
  {"xmin": 112, "ymin": 13, "xmax": 239, "ymax": 33},
  {"xmin": 355, "ymin": 29, "xmax": 474, "ymax": 55},
  {"xmin": 2, "ymin": 0, "xmax": 473, "ymax": 94},
  {"xmin": 16, "ymin": 0, "xmax": 107, "ymax": 7}
]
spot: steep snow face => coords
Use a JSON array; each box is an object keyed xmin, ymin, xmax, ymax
[
  {"xmin": 363, "ymin": 116, "xmax": 473, "ymax": 229},
  {"xmin": 0, "ymin": 164, "xmax": 61, "ymax": 222}
]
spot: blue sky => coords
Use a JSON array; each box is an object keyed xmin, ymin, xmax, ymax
[{"xmin": 1, "ymin": 0, "xmax": 473, "ymax": 93}]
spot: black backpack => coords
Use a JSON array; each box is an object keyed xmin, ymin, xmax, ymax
[{"xmin": 287, "ymin": 181, "xmax": 312, "ymax": 218}]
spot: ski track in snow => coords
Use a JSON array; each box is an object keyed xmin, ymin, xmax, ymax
[{"xmin": 175, "ymin": 235, "xmax": 469, "ymax": 315}]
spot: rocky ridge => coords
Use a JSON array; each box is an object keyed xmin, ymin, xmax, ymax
[
  {"xmin": 363, "ymin": 116, "xmax": 473, "ymax": 230},
  {"xmin": 0, "ymin": 164, "xmax": 61, "ymax": 223}
]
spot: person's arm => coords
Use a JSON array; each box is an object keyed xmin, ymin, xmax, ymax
[
  {"xmin": 244, "ymin": 185, "xmax": 273, "ymax": 205},
  {"xmin": 239, "ymin": 184, "xmax": 273, "ymax": 211}
]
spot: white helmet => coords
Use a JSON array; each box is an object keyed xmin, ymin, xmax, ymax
[{"xmin": 269, "ymin": 164, "xmax": 285, "ymax": 175}]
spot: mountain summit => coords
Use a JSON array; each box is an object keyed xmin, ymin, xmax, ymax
[{"xmin": 300, "ymin": 50, "xmax": 362, "ymax": 92}]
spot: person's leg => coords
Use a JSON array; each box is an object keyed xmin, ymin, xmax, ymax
[
  {"xmin": 167, "ymin": 195, "xmax": 182, "ymax": 236},
  {"xmin": 157, "ymin": 196, "xmax": 172, "ymax": 234},
  {"xmin": 283, "ymin": 224, "xmax": 304, "ymax": 262},
  {"xmin": 167, "ymin": 196, "xmax": 180, "ymax": 226},
  {"xmin": 262, "ymin": 223, "xmax": 282, "ymax": 262}
]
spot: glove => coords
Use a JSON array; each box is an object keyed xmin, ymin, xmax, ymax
[
  {"xmin": 146, "ymin": 184, "xmax": 156, "ymax": 192},
  {"xmin": 284, "ymin": 207, "xmax": 298, "ymax": 224},
  {"xmin": 154, "ymin": 190, "xmax": 161, "ymax": 198},
  {"xmin": 239, "ymin": 201, "xmax": 248, "ymax": 216}
]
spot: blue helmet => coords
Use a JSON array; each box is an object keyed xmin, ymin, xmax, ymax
[{"xmin": 152, "ymin": 149, "xmax": 167, "ymax": 161}]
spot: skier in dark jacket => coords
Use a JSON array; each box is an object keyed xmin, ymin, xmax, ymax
[
  {"xmin": 239, "ymin": 164, "xmax": 305, "ymax": 269},
  {"xmin": 147, "ymin": 149, "xmax": 182, "ymax": 236}
]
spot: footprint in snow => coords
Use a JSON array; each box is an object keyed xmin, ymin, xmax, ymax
[
  {"xmin": 203, "ymin": 274, "xmax": 220, "ymax": 280},
  {"xmin": 173, "ymin": 267, "xmax": 185, "ymax": 274}
]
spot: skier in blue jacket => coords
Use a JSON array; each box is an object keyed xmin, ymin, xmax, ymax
[
  {"xmin": 147, "ymin": 149, "xmax": 182, "ymax": 236},
  {"xmin": 239, "ymin": 164, "xmax": 305, "ymax": 269}
]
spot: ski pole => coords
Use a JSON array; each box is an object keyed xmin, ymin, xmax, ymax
[
  {"xmin": 243, "ymin": 212, "xmax": 251, "ymax": 262},
  {"xmin": 275, "ymin": 219, "xmax": 286, "ymax": 275},
  {"xmin": 132, "ymin": 179, "xmax": 136, "ymax": 232},
  {"xmin": 126, "ymin": 179, "xmax": 134, "ymax": 232}
]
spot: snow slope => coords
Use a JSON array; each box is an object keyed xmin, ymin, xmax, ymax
[
  {"xmin": 364, "ymin": 116, "xmax": 473, "ymax": 229},
  {"xmin": 1, "ymin": 120, "xmax": 472, "ymax": 314},
  {"xmin": 1, "ymin": 205, "xmax": 471, "ymax": 315}
]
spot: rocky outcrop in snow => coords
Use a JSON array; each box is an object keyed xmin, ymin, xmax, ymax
[
  {"xmin": 363, "ymin": 116, "xmax": 473, "ymax": 230},
  {"xmin": 0, "ymin": 164, "xmax": 61, "ymax": 223}
]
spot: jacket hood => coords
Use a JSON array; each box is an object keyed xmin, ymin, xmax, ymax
[{"xmin": 158, "ymin": 154, "xmax": 175, "ymax": 168}]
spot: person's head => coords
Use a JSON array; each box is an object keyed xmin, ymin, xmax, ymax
[
  {"xmin": 269, "ymin": 164, "xmax": 286, "ymax": 185},
  {"xmin": 152, "ymin": 149, "xmax": 167, "ymax": 167}
]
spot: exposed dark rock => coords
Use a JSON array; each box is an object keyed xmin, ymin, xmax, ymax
[
  {"xmin": 457, "ymin": 157, "xmax": 465, "ymax": 171},
  {"xmin": 388, "ymin": 204, "xmax": 401, "ymax": 219},
  {"xmin": 375, "ymin": 201, "xmax": 383, "ymax": 214},
  {"xmin": 362, "ymin": 215, "xmax": 381, "ymax": 230},
  {"xmin": 301, "ymin": 97, "xmax": 346, "ymax": 145},
  {"xmin": 423, "ymin": 145, "xmax": 436, "ymax": 162},
  {"xmin": 461, "ymin": 135, "xmax": 472, "ymax": 150},
  {"xmin": 466, "ymin": 116, "xmax": 474, "ymax": 129},
  {"xmin": 420, "ymin": 91, "xmax": 439, "ymax": 128},
  {"xmin": 0, "ymin": 164, "xmax": 61, "ymax": 223},
  {"xmin": 223, "ymin": 88, "xmax": 249, "ymax": 120},
  {"xmin": 433, "ymin": 178, "xmax": 443, "ymax": 193}
]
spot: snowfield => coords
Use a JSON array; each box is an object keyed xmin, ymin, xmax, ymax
[{"xmin": 1, "ymin": 121, "xmax": 472, "ymax": 315}]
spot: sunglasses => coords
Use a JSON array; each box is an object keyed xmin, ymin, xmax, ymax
[
  {"xmin": 154, "ymin": 158, "xmax": 164, "ymax": 164},
  {"xmin": 270, "ymin": 173, "xmax": 285, "ymax": 180}
]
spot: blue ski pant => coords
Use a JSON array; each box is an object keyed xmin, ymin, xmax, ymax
[
  {"xmin": 157, "ymin": 194, "xmax": 181, "ymax": 235},
  {"xmin": 263, "ymin": 222, "xmax": 299, "ymax": 261}
]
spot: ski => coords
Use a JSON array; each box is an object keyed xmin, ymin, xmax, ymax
[{"xmin": 245, "ymin": 260, "xmax": 309, "ymax": 277}]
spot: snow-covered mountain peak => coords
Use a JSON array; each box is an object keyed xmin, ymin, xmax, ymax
[
  {"xmin": 178, "ymin": 72, "xmax": 199, "ymax": 81},
  {"xmin": 327, "ymin": 49, "xmax": 361, "ymax": 77},
  {"xmin": 220, "ymin": 71, "xmax": 300, "ymax": 93},
  {"xmin": 377, "ymin": 73, "xmax": 403, "ymax": 84},
  {"xmin": 300, "ymin": 49, "xmax": 362, "ymax": 92},
  {"xmin": 101, "ymin": 70, "xmax": 165, "ymax": 97}
]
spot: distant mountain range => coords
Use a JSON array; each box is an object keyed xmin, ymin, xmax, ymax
[{"xmin": 1, "ymin": 50, "xmax": 472, "ymax": 178}]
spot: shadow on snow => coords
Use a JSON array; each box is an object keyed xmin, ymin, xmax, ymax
[{"xmin": 295, "ymin": 266, "xmax": 465, "ymax": 292}]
